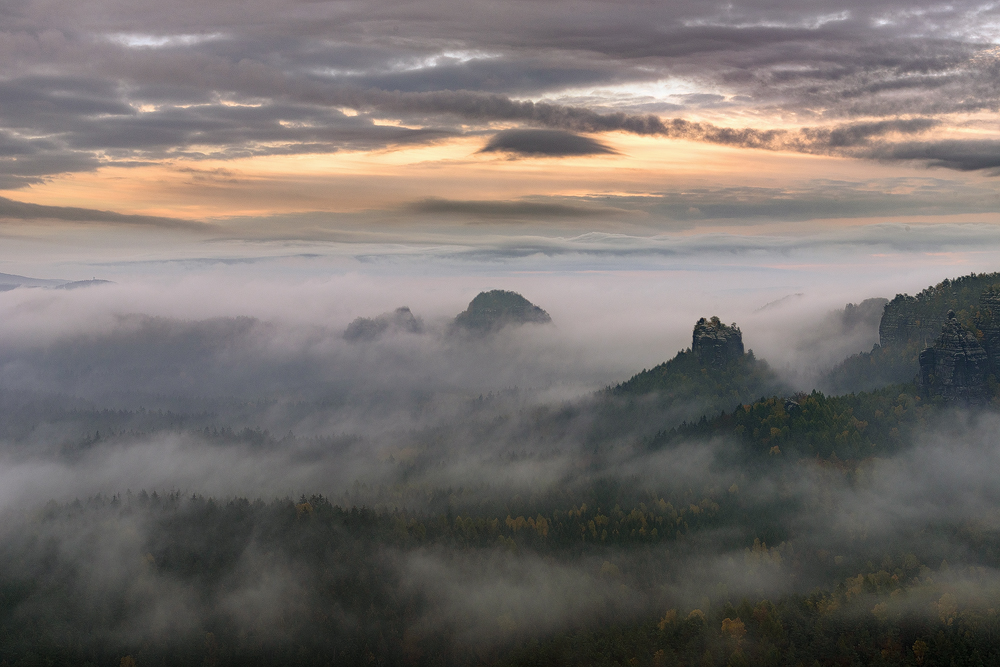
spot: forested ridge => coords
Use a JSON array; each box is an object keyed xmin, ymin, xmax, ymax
[
  {"xmin": 4, "ymin": 485, "xmax": 999, "ymax": 666},
  {"xmin": 652, "ymin": 384, "xmax": 930, "ymax": 461},
  {"xmin": 5, "ymin": 272, "xmax": 1000, "ymax": 665},
  {"xmin": 824, "ymin": 272, "xmax": 1000, "ymax": 394}
]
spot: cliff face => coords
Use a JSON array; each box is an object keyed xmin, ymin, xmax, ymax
[
  {"xmin": 692, "ymin": 316, "xmax": 744, "ymax": 367},
  {"xmin": 820, "ymin": 273, "xmax": 1000, "ymax": 396},
  {"xmin": 878, "ymin": 273, "xmax": 1000, "ymax": 349},
  {"xmin": 878, "ymin": 294, "xmax": 933, "ymax": 348},
  {"xmin": 976, "ymin": 288, "xmax": 1000, "ymax": 375},
  {"xmin": 918, "ymin": 311, "xmax": 989, "ymax": 402}
]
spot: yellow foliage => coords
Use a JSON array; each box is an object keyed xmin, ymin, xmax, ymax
[
  {"xmin": 505, "ymin": 515, "xmax": 528, "ymax": 532},
  {"xmin": 687, "ymin": 609, "xmax": 706, "ymax": 622},
  {"xmin": 745, "ymin": 538, "xmax": 783, "ymax": 568},
  {"xmin": 120, "ymin": 657, "xmax": 137, "ymax": 667},
  {"xmin": 844, "ymin": 574, "xmax": 865, "ymax": 599},
  {"xmin": 938, "ymin": 593, "xmax": 958, "ymax": 625},
  {"xmin": 657, "ymin": 609, "xmax": 678, "ymax": 630},
  {"xmin": 721, "ymin": 617, "xmax": 747, "ymax": 643}
]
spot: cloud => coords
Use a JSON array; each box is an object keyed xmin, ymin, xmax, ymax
[
  {"xmin": 407, "ymin": 197, "xmax": 620, "ymax": 219},
  {"xmin": 0, "ymin": 195, "xmax": 210, "ymax": 229},
  {"xmin": 0, "ymin": 0, "xmax": 994, "ymax": 185},
  {"xmin": 478, "ymin": 129, "xmax": 618, "ymax": 157},
  {"xmin": 871, "ymin": 140, "xmax": 1000, "ymax": 172}
]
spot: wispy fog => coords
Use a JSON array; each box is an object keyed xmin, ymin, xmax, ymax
[
  {"xmin": 0, "ymin": 247, "xmax": 982, "ymax": 504},
  {"xmin": 2, "ymin": 246, "xmax": 1000, "ymax": 659}
]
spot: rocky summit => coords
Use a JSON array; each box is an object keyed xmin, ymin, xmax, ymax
[
  {"xmin": 692, "ymin": 316, "xmax": 744, "ymax": 367},
  {"xmin": 344, "ymin": 306, "xmax": 424, "ymax": 341},
  {"xmin": 452, "ymin": 290, "xmax": 551, "ymax": 334},
  {"xmin": 919, "ymin": 310, "xmax": 989, "ymax": 402}
]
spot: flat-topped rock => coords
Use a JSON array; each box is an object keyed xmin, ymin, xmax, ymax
[{"xmin": 692, "ymin": 316, "xmax": 744, "ymax": 367}]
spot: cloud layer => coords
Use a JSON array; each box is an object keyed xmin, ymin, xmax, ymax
[{"xmin": 0, "ymin": 0, "xmax": 997, "ymax": 191}]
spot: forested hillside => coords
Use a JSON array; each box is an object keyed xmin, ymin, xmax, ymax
[
  {"xmin": 3, "ymin": 275, "xmax": 1000, "ymax": 666},
  {"xmin": 824, "ymin": 272, "xmax": 1000, "ymax": 394}
]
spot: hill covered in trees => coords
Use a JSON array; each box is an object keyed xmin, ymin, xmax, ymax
[
  {"xmin": 6, "ymin": 272, "xmax": 1000, "ymax": 666},
  {"xmin": 823, "ymin": 272, "xmax": 1000, "ymax": 394},
  {"xmin": 452, "ymin": 290, "xmax": 552, "ymax": 334},
  {"xmin": 608, "ymin": 316, "xmax": 789, "ymax": 423}
]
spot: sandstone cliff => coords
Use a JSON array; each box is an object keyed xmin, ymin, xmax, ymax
[
  {"xmin": 918, "ymin": 310, "xmax": 989, "ymax": 402},
  {"xmin": 692, "ymin": 316, "xmax": 744, "ymax": 367}
]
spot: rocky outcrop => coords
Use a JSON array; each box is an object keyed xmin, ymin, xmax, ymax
[
  {"xmin": 452, "ymin": 290, "xmax": 551, "ymax": 334},
  {"xmin": 878, "ymin": 274, "xmax": 1000, "ymax": 349},
  {"xmin": 977, "ymin": 288, "xmax": 1000, "ymax": 375},
  {"xmin": 692, "ymin": 316, "xmax": 744, "ymax": 367},
  {"xmin": 878, "ymin": 294, "xmax": 936, "ymax": 347},
  {"xmin": 918, "ymin": 310, "xmax": 989, "ymax": 402},
  {"xmin": 344, "ymin": 307, "xmax": 424, "ymax": 341}
]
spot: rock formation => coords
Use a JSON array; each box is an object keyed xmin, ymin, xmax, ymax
[
  {"xmin": 692, "ymin": 316, "xmax": 744, "ymax": 367},
  {"xmin": 452, "ymin": 290, "xmax": 551, "ymax": 334},
  {"xmin": 976, "ymin": 287, "xmax": 1000, "ymax": 375},
  {"xmin": 878, "ymin": 294, "xmax": 926, "ymax": 347},
  {"xmin": 918, "ymin": 310, "xmax": 989, "ymax": 402},
  {"xmin": 344, "ymin": 306, "xmax": 424, "ymax": 341}
]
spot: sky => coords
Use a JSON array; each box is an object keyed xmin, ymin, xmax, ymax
[{"xmin": 0, "ymin": 0, "xmax": 998, "ymax": 312}]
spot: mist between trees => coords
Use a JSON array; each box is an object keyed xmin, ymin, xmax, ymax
[{"xmin": 0, "ymin": 274, "xmax": 999, "ymax": 665}]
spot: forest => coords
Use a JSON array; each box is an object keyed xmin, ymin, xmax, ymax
[{"xmin": 2, "ymin": 276, "xmax": 1000, "ymax": 666}]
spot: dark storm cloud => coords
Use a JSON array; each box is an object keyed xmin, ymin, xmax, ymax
[
  {"xmin": 870, "ymin": 140, "xmax": 1000, "ymax": 172},
  {"xmin": 478, "ymin": 129, "xmax": 617, "ymax": 157},
  {"xmin": 0, "ymin": 0, "xmax": 997, "ymax": 181}
]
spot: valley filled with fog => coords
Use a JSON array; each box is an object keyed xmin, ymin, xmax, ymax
[{"xmin": 2, "ymin": 260, "xmax": 1000, "ymax": 665}]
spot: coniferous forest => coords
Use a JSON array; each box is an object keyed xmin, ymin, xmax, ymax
[{"xmin": 4, "ymin": 277, "xmax": 1000, "ymax": 666}]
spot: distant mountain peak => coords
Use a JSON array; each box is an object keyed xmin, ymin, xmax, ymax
[
  {"xmin": 344, "ymin": 306, "xmax": 424, "ymax": 342},
  {"xmin": 451, "ymin": 290, "xmax": 551, "ymax": 334}
]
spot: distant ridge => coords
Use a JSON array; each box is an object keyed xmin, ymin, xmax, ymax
[{"xmin": 0, "ymin": 272, "xmax": 110, "ymax": 291}]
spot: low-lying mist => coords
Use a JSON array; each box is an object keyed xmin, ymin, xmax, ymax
[{"xmin": 1, "ymin": 266, "xmax": 996, "ymax": 664}]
